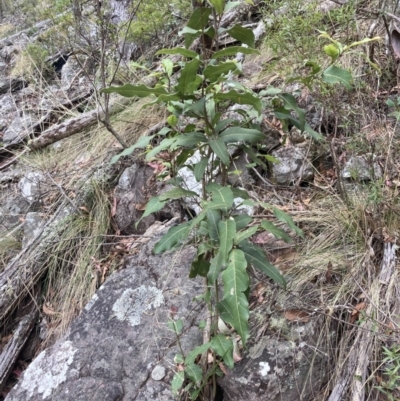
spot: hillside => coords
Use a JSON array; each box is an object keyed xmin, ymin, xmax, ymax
[{"xmin": 1, "ymin": 0, "xmax": 400, "ymax": 400}]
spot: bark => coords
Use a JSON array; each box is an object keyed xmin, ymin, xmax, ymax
[{"xmin": 0, "ymin": 309, "xmax": 38, "ymax": 394}]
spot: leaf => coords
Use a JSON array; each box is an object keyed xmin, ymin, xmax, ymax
[
  {"xmin": 260, "ymin": 220, "xmax": 292, "ymax": 242},
  {"xmin": 322, "ymin": 65, "xmax": 353, "ymax": 89},
  {"xmin": 110, "ymin": 135, "xmax": 154, "ymax": 164},
  {"xmin": 234, "ymin": 225, "xmax": 258, "ymax": 245},
  {"xmin": 208, "ymin": 0, "xmax": 225, "ymax": 15},
  {"xmin": 145, "ymin": 137, "xmax": 176, "ymax": 160},
  {"xmin": 171, "ymin": 371, "xmax": 184, "ymax": 395},
  {"xmin": 278, "ymin": 93, "xmax": 305, "ymax": 131},
  {"xmin": 167, "ymin": 318, "xmax": 184, "ymax": 334},
  {"xmin": 304, "ymin": 123, "xmax": 324, "ymax": 141},
  {"xmin": 189, "ymin": 254, "xmax": 210, "ymax": 278},
  {"xmin": 212, "ymin": 46, "xmax": 260, "ymax": 59},
  {"xmin": 159, "ymin": 187, "xmax": 198, "ymax": 201},
  {"xmin": 215, "ymin": 90, "xmax": 262, "ymax": 114},
  {"xmin": 323, "ymin": 44, "xmax": 340, "ymax": 61},
  {"xmin": 208, "ymin": 250, "xmax": 226, "ymax": 283},
  {"xmin": 187, "ymin": 75, "xmax": 204, "ymax": 93},
  {"xmin": 239, "ymin": 240, "xmax": 286, "ymax": 288},
  {"xmin": 272, "ymin": 207, "xmax": 303, "ymax": 237},
  {"xmin": 162, "ymin": 59, "xmax": 173, "ymax": 77},
  {"xmin": 140, "ymin": 197, "xmax": 166, "ymax": 220},
  {"xmin": 207, "ymin": 209, "xmax": 221, "ymax": 241},
  {"xmin": 227, "ymin": 25, "xmax": 256, "ymax": 48},
  {"xmin": 231, "ymin": 187, "xmax": 249, "ymax": 199},
  {"xmin": 210, "ymin": 334, "xmax": 234, "ymax": 369},
  {"xmin": 215, "ymin": 118, "xmax": 235, "ymax": 133},
  {"xmin": 204, "ymin": 62, "xmax": 238, "ymax": 83},
  {"xmin": 284, "ymin": 310, "xmax": 310, "ymax": 322},
  {"xmin": 206, "ymin": 184, "xmax": 234, "ymax": 211},
  {"xmin": 172, "ymin": 132, "xmax": 207, "ymax": 149},
  {"xmin": 218, "ymin": 249, "xmax": 250, "ymax": 346},
  {"xmin": 183, "ymin": 7, "xmax": 213, "ymax": 48},
  {"xmin": 224, "ymin": 1, "xmax": 241, "ymax": 12},
  {"xmin": 156, "ymin": 47, "xmax": 199, "ymax": 58},
  {"xmin": 176, "ymin": 58, "xmax": 201, "ymax": 94},
  {"xmin": 220, "ymin": 127, "xmax": 264, "ymax": 143},
  {"xmin": 194, "ymin": 157, "xmax": 209, "ymax": 181},
  {"xmin": 233, "ymin": 214, "xmax": 253, "ymax": 230},
  {"xmin": 218, "ymin": 219, "xmax": 236, "ymax": 262},
  {"xmin": 209, "ymin": 137, "xmax": 230, "ymax": 166},
  {"xmin": 101, "ymin": 84, "xmax": 167, "ymax": 98},
  {"xmin": 185, "ymin": 342, "xmax": 211, "ymax": 364},
  {"xmin": 185, "ymin": 363, "xmax": 203, "ymax": 385},
  {"xmin": 153, "ymin": 222, "xmax": 191, "ymax": 254}
]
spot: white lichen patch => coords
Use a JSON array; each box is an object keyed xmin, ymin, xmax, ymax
[
  {"xmin": 259, "ymin": 361, "xmax": 271, "ymax": 377},
  {"xmin": 20, "ymin": 341, "xmax": 78, "ymax": 399},
  {"xmin": 112, "ymin": 286, "xmax": 164, "ymax": 327},
  {"xmin": 84, "ymin": 293, "xmax": 98, "ymax": 311}
]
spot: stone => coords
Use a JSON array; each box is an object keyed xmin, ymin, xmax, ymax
[
  {"xmin": 0, "ymin": 195, "xmax": 30, "ymax": 230},
  {"xmin": 22, "ymin": 212, "xmax": 45, "ymax": 248},
  {"xmin": 3, "ymin": 115, "xmax": 35, "ymax": 145},
  {"xmin": 18, "ymin": 172, "xmax": 47, "ymax": 204},
  {"xmin": 5, "ymin": 225, "xmax": 204, "ymax": 401},
  {"xmin": 270, "ymin": 146, "xmax": 314, "ymax": 185},
  {"xmin": 341, "ymin": 155, "xmax": 382, "ymax": 181}
]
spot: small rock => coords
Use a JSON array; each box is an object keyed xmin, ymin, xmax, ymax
[
  {"xmin": 151, "ymin": 365, "xmax": 166, "ymax": 381},
  {"xmin": 18, "ymin": 172, "xmax": 46, "ymax": 203},
  {"xmin": 341, "ymin": 155, "xmax": 382, "ymax": 181},
  {"xmin": 22, "ymin": 212, "xmax": 45, "ymax": 248},
  {"xmin": 3, "ymin": 115, "xmax": 35, "ymax": 145}
]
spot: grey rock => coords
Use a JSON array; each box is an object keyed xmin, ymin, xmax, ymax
[
  {"xmin": 270, "ymin": 146, "xmax": 314, "ymax": 185},
  {"xmin": 0, "ymin": 77, "xmax": 27, "ymax": 95},
  {"xmin": 0, "ymin": 195, "xmax": 30, "ymax": 229},
  {"xmin": 3, "ymin": 115, "xmax": 35, "ymax": 145},
  {"xmin": 228, "ymin": 150, "xmax": 255, "ymax": 188},
  {"xmin": 22, "ymin": 212, "xmax": 45, "ymax": 248},
  {"xmin": 18, "ymin": 172, "xmax": 47, "ymax": 204},
  {"xmin": 5, "ymin": 227, "xmax": 203, "ymax": 401},
  {"xmin": 341, "ymin": 155, "xmax": 382, "ymax": 181}
]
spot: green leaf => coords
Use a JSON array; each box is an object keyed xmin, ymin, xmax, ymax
[
  {"xmin": 185, "ymin": 342, "xmax": 211, "ymax": 364},
  {"xmin": 215, "ymin": 90, "xmax": 262, "ymax": 114},
  {"xmin": 189, "ymin": 254, "xmax": 210, "ymax": 278},
  {"xmin": 159, "ymin": 187, "xmax": 198, "ymax": 201},
  {"xmin": 210, "ymin": 334, "xmax": 234, "ymax": 369},
  {"xmin": 140, "ymin": 197, "xmax": 167, "ymax": 220},
  {"xmin": 206, "ymin": 184, "xmax": 234, "ymax": 211},
  {"xmin": 260, "ymin": 220, "xmax": 292, "ymax": 242},
  {"xmin": 167, "ymin": 318, "xmax": 183, "ymax": 334},
  {"xmin": 110, "ymin": 135, "xmax": 154, "ymax": 164},
  {"xmin": 176, "ymin": 58, "xmax": 201, "ymax": 94},
  {"xmin": 218, "ymin": 219, "xmax": 236, "ymax": 262},
  {"xmin": 272, "ymin": 207, "xmax": 303, "ymax": 237},
  {"xmin": 234, "ymin": 225, "xmax": 258, "ymax": 245},
  {"xmin": 183, "ymin": 97, "xmax": 206, "ymax": 117},
  {"xmin": 204, "ymin": 62, "xmax": 238, "ymax": 83},
  {"xmin": 323, "ymin": 44, "xmax": 340, "ymax": 61},
  {"xmin": 220, "ymin": 127, "xmax": 264, "ymax": 143},
  {"xmin": 212, "ymin": 46, "xmax": 260, "ymax": 59},
  {"xmin": 145, "ymin": 137, "xmax": 176, "ymax": 160},
  {"xmin": 208, "ymin": 250, "xmax": 226, "ymax": 283},
  {"xmin": 322, "ymin": 65, "xmax": 353, "ymax": 89},
  {"xmin": 219, "ymin": 249, "xmax": 250, "ymax": 345},
  {"xmin": 185, "ymin": 363, "xmax": 203, "ymax": 385},
  {"xmin": 101, "ymin": 84, "xmax": 167, "ymax": 98},
  {"xmin": 156, "ymin": 47, "xmax": 199, "ymax": 58},
  {"xmin": 233, "ymin": 214, "xmax": 253, "ymax": 230},
  {"xmin": 162, "ymin": 59, "xmax": 173, "ymax": 77},
  {"xmin": 231, "ymin": 187, "xmax": 249, "ymax": 199},
  {"xmin": 239, "ymin": 240, "xmax": 286, "ymax": 288},
  {"xmin": 167, "ymin": 115, "xmax": 178, "ymax": 127},
  {"xmin": 278, "ymin": 93, "xmax": 305, "ymax": 131},
  {"xmin": 171, "ymin": 371, "xmax": 184, "ymax": 395},
  {"xmin": 215, "ymin": 118, "xmax": 235, "ymax": 133},
  {"xmin": 172, "ymin": 132, "xmax": 207, "ymax": 149},
  {"xmin": 194, "ymin": 157, "xmax": 209, "ymax": 181},
  {"xmin": 184, "ymin": 7, "xmax": 213, "ymax": 48},
  {"xmin": 304, "ymin": 123, "xmax": 324, "ymax": 141},
  {"xmin": 208, "ymin": 0, "xmax": 225, "ymax": 15},
  {"xmin": 224, "ymin": 1, "xmax": 241, "ymax": 12},
  {"xmin": 207, "ymin": 209, "xmax": 221, "ymax": 241},
  {"xmin": 209, "ymin": 137, "xmax": 230, "ymax": 166},
  {"xmin": 227, "ymin": 25, "xmax": 255, "ymax": 48},
  {"xmin": 187, "ymin": 75, "xmax": 204, "ymax": 93},
  {"xmin": 153, "ymin": 222, "xmax": 191, "ymax": 254}
]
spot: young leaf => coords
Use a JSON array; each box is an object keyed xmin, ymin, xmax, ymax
[
  {"xmin": 159, "ymin": 187, "xmax": 198, "ymax": 201},
  {"xmin": 233, "ymin": 214, "xmax": 253, "ymax": 230},
  {"xmin": 185, "ymin": 342, "xmax": 212, "ymax": 364},
  {"xmin": 227, "ymin": 25, "xmax": 255, "ymax": 48},
  {"xmin": 162, "ymin": 59, "xmax": 174, "ymax": 77},
  {"xmin": 224, "ymin": 1, "xmax": 241, "ymax": 12},
  {"xmin": 167, "ymin": 318, "xmax": 184, "ymax": 334},
  {"xmin": 204, "ymin": 62, "xmax": 238, "ymax": 83},
  {"xmin": 171, "ymin": 371, "xmax": 185, "ymax": 395},
  {"xmin": 210, "ymin": 334, "xmax": 234, "ymax": 369},
  {"xmin": 218, "ymin": 219, "xmax": 236, "ymax": 262},
  {"xmin": 272, "ymin": 207, "xmax": 303, "ymax": 237},
  {"xmin": 110, "ymin": 135, "xmax": 155, "ymax": 164},
  {"xmin": 208, "ymin": 250, "xmax": 227, "ymax": 284},
  {"xmin": 233, "ymin": 225, "xmax": 258, "ymax": 245},
  {"xmin": 172, "ymin": 132, "xmax": 207, "ymax": 149},
  {"xmin": 156, "ymin": 48, "xmax": 199, "ymax": 58},
  {"xmin": 176, "ymin": 58, "xmax": 201, "ymax": 94},
  {"xmin": 322, "ymin": 65, "xmax": 353, "ymax": 89},
  {"xmin": 218, "ymin": 249, "xmax": 250, "ymax": 346},
  {"xmin": 238, "ymin": 240, "xmax": 286, "ymax": 288},
  {"xmin": 220, "ymin": 127, "xmax": 264, "ymax": 143},
  {"xmin": 209, "ymin": 137, "xmax": 230, "ymax": 166},
  {"xmin": 153, "ymin": 222, "xmax": 191, "ymax": 254},
  {"xmin": 101, "ymin": 84, "xmax": 167, "ymax": 98},
  {"xmin": 208, "ymin": 0, "xmax": 225, "ymax": 15},
  {"xmin": 215, "ymin": 90, "xmax": 262, "ymax": 114},
  {"xmin": 260, "ymin": 220, "xmax": 292, "ymax": 242},
  {"xmin": 183, "ymin": 7, "xmax": 213, "ymax": 48},
  {"xmin": 145, "ymin": 137, "xmax": 177, "ymax": 160},
  {"xmin": 278, "ymin": 93, "xmax": 305, "ymax": 131},
  {"xmin": 193, "ymin": 157, "xmax": 209, "ymax": 181},
  {"xmin": 323, "ymin": 44, "xmax": 340, "ymax": 61},
  {"xmin": 185, "ymin": 363, "xmax": 203, "ymax": 385},
  {"xmin": 212, "ymin": 46, "xmax": 260, "ymax": 59},
  {"xmin": 207, "ymin": 209, "xmax": 221, "ymax": 241},
  {"xmin": 140, "ymin": 197, "xmax": 167, "ymax": 220}
]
